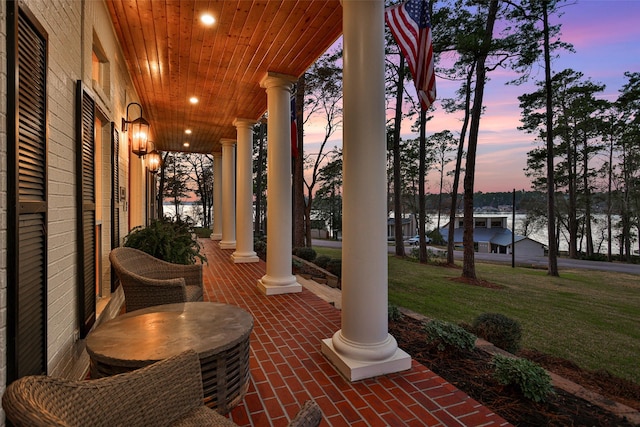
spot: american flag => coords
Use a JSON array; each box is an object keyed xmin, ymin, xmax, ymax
[{"xmin": 385, "ymin": 0, "xmax": 436, "ymax": 110}]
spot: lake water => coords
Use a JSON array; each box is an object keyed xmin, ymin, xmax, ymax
[{"xmin": 162, "ymin": 203, "xmax": 206, "ymax": 226}]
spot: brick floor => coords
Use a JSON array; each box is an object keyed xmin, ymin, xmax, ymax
[{"xmin": 200, "ymin": 239, "xmax": 511, "ymax": 426}]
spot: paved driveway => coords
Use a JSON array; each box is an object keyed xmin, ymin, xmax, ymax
[{"xmin": 312, "ymin": 239, "xmax": 640, "ymax": 275}]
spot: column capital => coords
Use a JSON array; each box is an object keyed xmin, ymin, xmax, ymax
[
  {"xmin": 233, "ymin": 118, "xmax": 257, "ymax": 129},
  {"xmin": 212, "ymin": 150, "xmax": 222, "ymax": 159},
  {"xmin": 260, "ymin": 72, "xmax": 296, "ymax": 91},
  {"xmin": 220, "ymin": 138, "xmax": 236, "ymax": 147}
]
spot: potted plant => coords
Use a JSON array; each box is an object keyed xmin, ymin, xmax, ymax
[{"xmin": 123, "ymin": 218, "xmax": 207, "ymax": 265}]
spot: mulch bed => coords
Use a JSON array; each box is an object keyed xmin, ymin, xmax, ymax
[{"xmin": 389, "ymin": 314, "xmax": 640, "ymax": 426}]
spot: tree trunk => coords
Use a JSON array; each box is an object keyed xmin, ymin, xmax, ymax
[
  {"xmin": 447, "ymin": 64, "xmax": 474, "ymax": 265},
  {"xmin": 582, "ymin": 134, "xmax": 593, "ymax": 256},
  {"xmin": 393, "ymin": 55, "xmax": 406, "ymax": 257},
  {"xmin": 543, "ymin": 1, "xmax": 559, "ymax": 275},
  {"xmin": 462, "ymin": 0, "xmax": 498, "ymax": 280},
  {"xmin": 607, "ymin": 133, "xmax": 613, "ymax": 261},
  {"xmin": 567, "ymin": 126, "xmax": 577, "ymax": 258},
  {"xmin": 293, "ymin": 75, "xmax": 307, "ymax": 247},
  {"xmin": 254, "ymin": 121, "xmax": 266, "ymax": 236},
  {"xmin": 418, "ymin": 109, "xmax": 428, "ymax": 263},
  {"xmin": 157, "ymin": 152, "xmax": 169, "ymax": 219},
  {"xmin": 437, "ymin": 166, "xmax": 443, "ymax": 230}
]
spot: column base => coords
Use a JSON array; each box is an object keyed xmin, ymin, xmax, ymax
[
  {"xmin": 219, "ymin": 240, "xmax": 236, "ymax": 250},
  {"xmin": 231, "ymin": 252, "xmax": 259, "ymax": 263},
  {"xmin": 257, "ymin": 275, "xmax": 302, "ymax": 295},
  {"xmin": 321, "ymin": 336, "xmax": 411, "ymax": 382},
  {"xmin": 210, "ymin": 233, "xmax": 222, "ymax": 240}
]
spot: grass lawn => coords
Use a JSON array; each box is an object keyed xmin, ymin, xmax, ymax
[{"xmin": 313, "ymin": 246, "xmax": 640, "ymax": 384}]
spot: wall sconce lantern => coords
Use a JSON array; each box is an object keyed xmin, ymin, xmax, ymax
[
  {"xmin": 122, "ymin": 102, "xmax": 150, "ymax": 157},
  {"xmin": 146, "ymin": 147, "xmax": 162, "ymax": 174}
]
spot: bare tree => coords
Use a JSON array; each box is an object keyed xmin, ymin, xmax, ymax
[
  {"xmin": 429, "ymin": 130, "xmax": 457, "ymax": 230},
  {"xmin": 302, "ymin": 50, "xmax": 343, "ymax": 246},
  {"xmin": 293, "ymin": 77, "xmax": 306, "ymax": 247}
]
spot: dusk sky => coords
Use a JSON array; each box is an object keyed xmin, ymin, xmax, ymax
[{"xmin": 304, "ymin": 0, "xmax": 640, "ymax": 194}]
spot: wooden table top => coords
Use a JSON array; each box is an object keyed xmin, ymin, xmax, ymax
[{"xmin": 86, "ymin": 302, "xmax": 253, "ymax": 367}]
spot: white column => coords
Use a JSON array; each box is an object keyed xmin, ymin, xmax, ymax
[
  {"xmin": 219, "ymin": 139, "xmax": 236, "ymax": 250},
  {"xmin": 211, "ymin": 151, "xmax": 223, "ymax": 240},
  {"xmin": 257, "ymin": 72, "xmax": 301, "ymax": 295},
  {"xmin": 321, "ymin": 0, "xmax": 410, "ymax": 381},
  {"xmin": 232, "ymin": 119, "xmax": 259, "ymax": 263}
]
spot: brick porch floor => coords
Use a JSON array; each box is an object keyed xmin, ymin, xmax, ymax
[{"xmin": 200, "ymin": 239, "xmax": 511, "ymax": 427}]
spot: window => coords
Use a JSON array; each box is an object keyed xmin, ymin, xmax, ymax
[{"xmin": 92, "ymin": 34, "xmax": 110, "ymax": 99}]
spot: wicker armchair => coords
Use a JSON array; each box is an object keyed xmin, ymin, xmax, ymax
[
  {"xmin": 110, "ymin": 247, "xmax": 204, "ymax": 312},
  {"xmin": 2, "ymin": 350, "xmax": 323, "ymax": 427}
]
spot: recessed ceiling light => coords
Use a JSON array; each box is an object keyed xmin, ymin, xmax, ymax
[
  {"xmin": 201, "ymin": 14, "xmax": 215, "ymax": 26},
  {"xmin": 189, "ymin": 97, "xmax": 198, "ymax": 104},
  {"xmin": 185, "ymin": 129, "xmax": 192, "ymax": 134},
  {"xmin": 183, "ymin": 142, "xmax": 190, "ymax": 147}
]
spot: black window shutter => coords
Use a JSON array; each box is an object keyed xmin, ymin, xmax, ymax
[
  {"xmin": 76, "ymin": 82, "xmax": 96, "ymax": 338},
  {"xmin": 111, "ymin": 122, "xmax": 120, "ymax": 292},
  {"xmin": 7, "ymin": 3, "xmax": 49, "ymax": 382}
]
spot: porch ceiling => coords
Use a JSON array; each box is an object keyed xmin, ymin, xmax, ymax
[{"xmin": 106, "ymin": 0, "xmax": 343, "ymax": 154}]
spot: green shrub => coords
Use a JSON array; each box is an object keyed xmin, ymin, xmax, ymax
[
  {"xmin": 314, "ymin": 255, "xmax": 331, "ymax": 269},
  {"xmin": 409, "ymin": 247, "xmax": 420, "ymax": 259},
  {"xmin": 388, "ymin": 304, "xmax": 402, "ymax": 322},
  {"xmin": 472, "ymin": 313, "xmax": 522, "ymax": 353},
  {"xmin": 192, "ymin": 227, "xmax": 212, "ymax": 238},
  {"xmin": 424, "ymin": 319, "xmax": 476, "ymax": 352},
  {"xmin": 409, "ymin": 247, "xmax": 443, "ymax": 262},
  {"xmin": 254, "ymin": 237, "xmax": 267, "ymax": 261},
  {"xmin": 428, "ymin": 229, "xmax": 445, "ymax": 245},
  {"xmin": 124, "ymin": 218, "xmax": 206, "ymax": 265},
  {"xmin": 293, "ymin": 247, "xmax": 317, "ymax": 261},
  {"xmin": 326, "ymin": 259, "xmax": 342, "ymax": 278},
  {"xmin": 491, "ymin": 354, "xmax": 554, "ymax": 402}
]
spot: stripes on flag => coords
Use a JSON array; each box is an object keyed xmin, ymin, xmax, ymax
[{"xmin": 385, "ymin": 0, "xmax": 436, "ymax": 110}]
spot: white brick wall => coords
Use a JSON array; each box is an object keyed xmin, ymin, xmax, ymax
[
  {"xmin": 19, "ymin": 0, "xmax": 84, "ymax": 377},
  {"xmin": 0, "ymin": 1, "xmax": 137, "ymax": 400}
]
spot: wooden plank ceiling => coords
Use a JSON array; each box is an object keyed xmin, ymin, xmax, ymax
[{"xmin": 106, "ymin": 0, "xmax": 343, "ymax": 154}]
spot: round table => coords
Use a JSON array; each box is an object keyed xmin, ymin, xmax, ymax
[{"xmin": 86, "ymin": 302, "xmax": 253, "ymax": 414}]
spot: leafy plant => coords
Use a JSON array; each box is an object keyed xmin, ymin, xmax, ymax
[
  {"xmin": 313, "ymin": 255, "xmax": 331, "ymax": 269},
  {"xmin": 472, "ymin": 312, "xmax": 522, "ymax": 353},
  {"xmin": 424, "ymin": 319, "xmax": 476, "ymax": 352},
  {"xmin": 409, "ymin": 247, "xmax": 444, "ymax": 262},
  {"xmin": 292, "ymin": 258, "xmax": 303, "ymax": 270},
  {"xmin": 192, "ymin": 227, "xmax": 212, "ymax": 238},
  {"xmin": 491, "ymin": 354, "xmax": 554, "ymax": 402},
  {"xmin": 254, "ymin": 236, "xmax": 267, "ymax": 261},
  {"xmin": 123, "ymin": 218, "xmax": 206, "ymax": 265},
  {"xmin": 428, "ymin": 229, "xmax": 445, "ymax": 245},
  {"xmin": 293, "ymin": 247, "xmax": 317, "ymax": 261},
  {"xmin": 326, "ymin": 259, "xmax": 342, "ymax": 278},
  {"xmin": 388, "ymin": 304, "xmax": 402, "ymax": 322}
]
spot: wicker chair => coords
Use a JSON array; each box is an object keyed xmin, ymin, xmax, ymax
[
  {"xmin": 110, "ymin": 247, "xmax": 204, "ymax": 312},
  {"xmin": 2, "ymin": 350, "xmax": 323, "ymax": 427}
]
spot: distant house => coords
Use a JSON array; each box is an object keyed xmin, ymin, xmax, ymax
[
  {"xmin": 440, "ymin": 216, "xmax": 545, "ymax": 257},
  {"xmin": 387, "ymin": 214, "xmax": 416, "ymax": 240}
]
